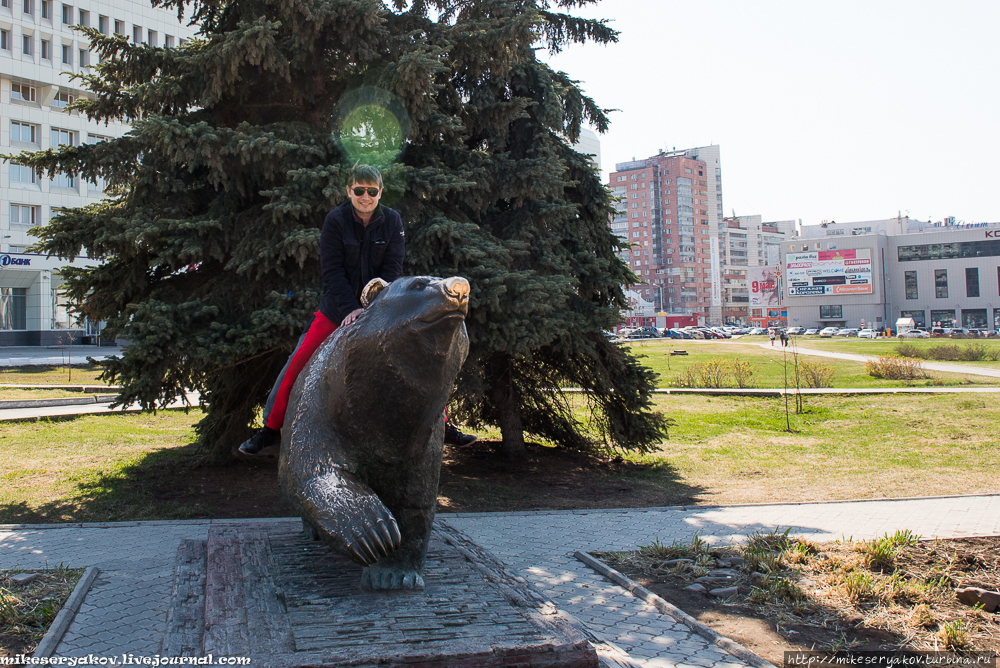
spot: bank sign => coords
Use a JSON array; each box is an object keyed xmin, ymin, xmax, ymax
[
  {"xmin": 786, "ymin": 248, "xmax": 873, "ymax": 296},
  {"xmin": 0, "ymin": 254, "xmax": 32, "ymax": 267}
]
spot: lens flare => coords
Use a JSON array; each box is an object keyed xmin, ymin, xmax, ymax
[{"xmin": 333, "ymin": 86, "xmax": 410, "ymax": 165}]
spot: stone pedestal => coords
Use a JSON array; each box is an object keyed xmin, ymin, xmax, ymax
[{"xmin": 161, "ymin": 522, "xmax": 598, "ymax": 667}]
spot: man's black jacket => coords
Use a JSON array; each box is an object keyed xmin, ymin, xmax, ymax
[{"xmin": 318, "ymin": 201, "xmax": 405, "ymax": 324}]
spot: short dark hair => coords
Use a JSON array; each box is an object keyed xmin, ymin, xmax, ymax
[{"xmin": 347, "ymin": 163, "xmax": 383, "ymax": 190}]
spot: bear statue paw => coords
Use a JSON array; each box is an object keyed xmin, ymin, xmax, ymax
[
  {"xmin": 344, "ymin": 516, "xmax": 402, "ymax": 565},
  {"xmin": 360, "ymin": 565, "xmax": 425, "ymax": 591}
]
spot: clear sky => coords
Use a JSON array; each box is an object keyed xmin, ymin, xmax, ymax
[{"xmin": 541, "ymin": 0, "xmax": 1000, "ymax": 228}]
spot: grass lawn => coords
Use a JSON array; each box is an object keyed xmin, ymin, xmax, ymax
[
  {"xmin": 644, "ymin": 393, "xmax": 1000, "ymax": 505},
  {"xmin": 0, "ymin": 365, "xmax": 111, "ymax": 386},
  {"xmin": 0, "ymin": 389, "xmax": 117, "ymax": 401},
  {"xmin": 627, "ymin": 339, "xmax": 997, "ymax": 388},
  {"xmin": 2, "ymin": 394, "xmax": 997, "ymax": 520}
]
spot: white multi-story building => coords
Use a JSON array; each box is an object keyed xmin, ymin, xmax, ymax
[
  {"xmin": 720, "ymin": 215, "xmax": 796, "ymax": 325},
  {"xmin": 0, "ymin": 0, "xmax": 196, "ymax": 345}
]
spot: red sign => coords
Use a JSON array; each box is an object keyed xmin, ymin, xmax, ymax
[{"xmin": 818, "ymin": 249, "xmax": 856, "ymax": 261}]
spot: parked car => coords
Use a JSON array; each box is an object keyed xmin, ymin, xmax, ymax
[
  {"xmin": 804, "ymin": 328, "xmax": 819, "ymax": 335},
  {"xmin": 785, "ymin": 326, "xmax": 804, "ymax": 335},
  {"xmin": 857, "ymin": 329, "xmax": 878, "ymax": 339},
  {"xmin": 670, "ymin": 328, "xmax": 693, "ymax": 339},
  {"xmin": 710, "ymin": 327, "xmax": 732, "ymax": 339},
  {"xmin": 898, "ymin": 329, "xmax": 930, "ymax": 339},
  {"xmin": 748, "ymin": 327, "xmax": 766, "ymax": 335},
  {"xmin": 819, "ymin": 326, "xmax": 840, "ymax": 337},
  {"xmin": 628, "ymin": 327, "xmax": 660, "ymax": 339}
]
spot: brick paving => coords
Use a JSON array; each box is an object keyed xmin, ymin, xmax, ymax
[{"xmin": 1, "ymin": 495, "xmax": 998, "ymax": 665}]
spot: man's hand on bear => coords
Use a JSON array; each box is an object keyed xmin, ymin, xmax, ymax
[{"xmin": 341, "ymin": 308, "xmax": 364, "ymax": 327}]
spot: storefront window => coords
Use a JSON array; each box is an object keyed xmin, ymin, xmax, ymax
[
  {"xmin": 51, "ymin": 281, "xmax": 82, "ymax": 329},
  {"xmin": 900, "ymin": 310, "xmax": 925, "ymax": 327},
  {"xmin": 994, "ymin": 309, "xmax": 1000, "ymax": 331},
  {"xmin": 0, "ymin": 288, "xmax": 27, "ymax": 330},
  {"xmin": 820, "ymin": 305, "xmax": 843, "ymax": 319},
  {"xmin": 930, "ymin": 310, "xmax": 956, "ymax": 328},
  {"xmin": 962, "ymin": 309, "xmax": 988, "ymax": 329}
]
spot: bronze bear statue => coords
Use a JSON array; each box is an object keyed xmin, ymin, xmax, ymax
[{"xmin": 278, "ymin": 276, "xmax": 470, "ymax": 590}]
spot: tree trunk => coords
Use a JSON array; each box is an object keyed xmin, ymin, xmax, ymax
[{"xmin": 487, "ymin": 354, "xmax": 528, "ymax": 461}]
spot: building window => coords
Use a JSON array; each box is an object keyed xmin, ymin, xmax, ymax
[
  {"xmin": 98, "ymin": 15, "xmax": 108, "ymax": 34},
  {"xmin": 52, "ymin": 90, "xmax": 74, "ymax": 109},
  {"xmin": 22, "ymin": 0, "xmax": 31, "ymax": 14},
  {"xmin": 965, "ymin": 267, "xmax": 980, "ymax": 298},
  {"xmin": 62, "ymin": 43, "xmax": 71, "ymax": 64},
  {"xmin": 114, "ymin": 19, "xmax": 124, "ymax": 35},
  {"xmin": 51, "ymin": 127, "xmax": 75, "ymax": 146},
  {"xmin": 41, "ymin": 0, "xmax": 50, "ymax": 18},
  {"xmin": 22, "ymin": 33, "xmax": 32, "ymax": 55},
  {"xmin": 10, "ymin": 203, "xmax": 39, "ymax": 226},
  {"xmin": 77, "ymin": 8, "xmax": 87, "ymax": 25},
  {"xmin": 0, "ymin": 288, "xmax": 28, "ymax": 331},
  {"xmin": 930, "ymin": 310, "xmax": 956, "ymax": 328},
  {"xmin": 10, "ymin": 163, "xmax": 37, "ymax": 184},
  {"xmin": 78, "ymin": 48, "xmax": 88, "ymax": 66},
  {"xmin": 820, "ymin": 305, "xmax": 843, "ymax": 319},
  {"xmin": 40, "ymin": 39, "xmax": 50, "ymax": 59},
  {"xmin": 61, "ymin": 3, "xmax": 71, "ymax": 24},
  {"xmin": 900, "ymin": 310, "xmax": 925, "ymax": 328},
  {"xmin": 147, "ymin": 29, "xmax": 157, "ymax": 46},
  {"xmin": 11, "ymin": 120, "xmax": 38, "ymax": 143},
  {"xmin": 11, "ymin": 83, "xmax": 36, "ymax": 102},
  {"xmin": 132, "ymin": 25, "xmax": 142, "ymax": 43},
  {"xmin": 904, "ymin": 271, "xmax": 918, "ymax": 299},
  {"xmin": 164, "ymin": 34, "xmax": 174, "ymax": 48},
  {"xmin": 963, "ymin": 309, "xmax": 987, "ymax": 329},
  {"xmin": 934, "ymin": 269, "xmax": 948, "ymax": 298}
]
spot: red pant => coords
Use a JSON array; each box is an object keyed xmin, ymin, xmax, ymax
[{"xmin": 265, "ymin": 311, "xmax": 338, "ymax": 431}]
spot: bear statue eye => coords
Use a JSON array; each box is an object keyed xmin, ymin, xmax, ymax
[{"xmin": 412, "ymin": 279, "xmax": 428, "ymax": 291}]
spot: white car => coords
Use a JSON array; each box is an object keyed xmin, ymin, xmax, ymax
[
  {"xmin": 819, "ymin": 327, "xmax": 840, "ymax": 337},
  {"xmin": 858, "ymin": 329, "xmax": 878, "ymax": 339},
  {"xmin": 804, "ymin": 328, "xmax": 819, "ymax": 335},
  {"xmin": 898, "ymin": 329, "xmax": 930, "ymax": 339},
  {"xmin": 786, "ymin": 326, "xmax": 804, "ymax": 335}
]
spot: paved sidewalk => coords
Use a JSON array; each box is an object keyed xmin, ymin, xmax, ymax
[
  {"xmin": 2, "ymin": 495, "xmax": 998, "ymax": 665},
  {"xmin": 0, "ymin": 345, "xmax": 124, "ymax": 367},
  {"xmin": 755, "ymin": 342, "xmax": 1000, "ymax": 379}
]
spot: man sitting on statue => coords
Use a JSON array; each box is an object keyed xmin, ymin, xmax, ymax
[{"xmin": 240, "ymin": 163, "xmax": 476, "ymax": 455}]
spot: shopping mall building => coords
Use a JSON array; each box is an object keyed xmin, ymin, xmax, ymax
[{"xmin": 781, "ymin": 218, "xmax": 1000, "ymax": 332}]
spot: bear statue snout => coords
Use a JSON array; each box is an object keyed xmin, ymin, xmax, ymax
[{"xmin": 442, "ymin": 277, "xmax": 470, "ymax": 313}]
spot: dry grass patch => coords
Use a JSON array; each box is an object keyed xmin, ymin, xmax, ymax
[
  {"xmin": 595, "ymin": 532, "xmax": 1000, "ymax": 665},
  {"xmin": 0, "ymin": 566, "xmax": 84, "ymax": 657}
]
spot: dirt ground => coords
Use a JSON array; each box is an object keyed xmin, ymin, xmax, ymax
[
  {"xmin": 102, "ymin": 439, "xmax": 698, "ymax": 520},
  {"xmin": 598, "ymin": 536, "xmax": 1000, "ymax": 665}
]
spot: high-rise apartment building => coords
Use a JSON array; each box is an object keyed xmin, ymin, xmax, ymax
[
  {"xmin": 608, "ymin": 145, "xmax": 724, "ymax": 323},
  {"xmin": 0, "ymin": 0, "xmax": 196, "ymax": 344}
]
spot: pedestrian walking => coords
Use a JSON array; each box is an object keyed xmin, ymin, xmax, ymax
[
  {"xmin": 769, "ymin": 329, "xmax": 775, "ymax": 346},
  {"xmin": 780, "ymin": 330, "xmax": 788, "ymax": 347}
]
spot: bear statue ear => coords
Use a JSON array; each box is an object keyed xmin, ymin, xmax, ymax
[{"xmin": 361, "ymin": 278, "xmax": 390, "ymax": 307}]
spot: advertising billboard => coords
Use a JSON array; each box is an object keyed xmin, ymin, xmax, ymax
[
  {"xmin": 748, "ymin": 266, "xmax": 780, "ymax": 306},
  {"xmin": 786, "ymin": 248, "xmax": 873, "ymax": 296}
]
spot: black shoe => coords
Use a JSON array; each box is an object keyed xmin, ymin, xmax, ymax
[
  {"xmin": 239, "ymin": 426, "xmax": 280, "ymax": 455},
  {"xmin": 444, "ymin": 423, "xmax": 477, "ymax": 446}
]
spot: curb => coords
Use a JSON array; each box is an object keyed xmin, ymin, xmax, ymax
[
  {"xmin": 33, "ymin": 566, "xmax": 100, "ymax": 658},
  {"xmin": 574, "ymin": 551, "xmax": 777, "ymax": 668},
  {"xmin": 0, "ymin": 394, "xmax": 118, "ymax": 410}
]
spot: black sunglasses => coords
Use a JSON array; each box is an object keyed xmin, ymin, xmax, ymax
[{"xmin": 351, "ymin": 186, "xmax": 380, "ymax": 197}]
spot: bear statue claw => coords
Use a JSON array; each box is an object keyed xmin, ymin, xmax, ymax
[{"xmin": 361, "ymin": 565, "xmax": 425, "ymax": 591}]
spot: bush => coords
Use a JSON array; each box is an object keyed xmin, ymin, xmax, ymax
[
  {"xmin": 894, "ymin": 343, "xmax": 925, "ymax": 359},
  {"xmin": 799, "ymin": 361, "xmax": 834, "ymax": 388},
  {"xmin": 674, "ymin": 358, "xmax": 758, "ymax": 389},
  {"xmin": 866, "ymin": 355, "xmax": 926, "ymax": 380},
  {"xmin": 959, "ymin": 342, "xmax": 988, "ymax": 361},
  {"xmin": 927, "ymin": 344, "xmax": 961, "ymax": 361}
]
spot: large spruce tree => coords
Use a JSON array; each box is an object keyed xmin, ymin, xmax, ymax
[{"xmin": 19, "ymin": 0, "xmax": 670, "ymax": 462}]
